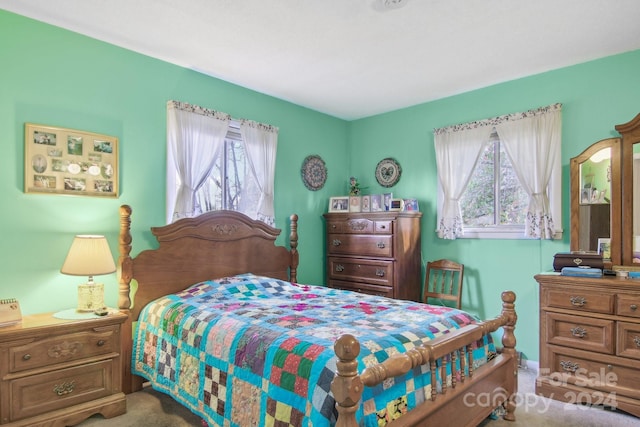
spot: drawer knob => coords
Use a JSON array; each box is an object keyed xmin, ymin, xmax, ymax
[
  {"xmin": 634, "ymin": 336, "xmax": 640, "ymax": 348},
  {"xmin": 375, "ymin": 269, "xmax": 385, "ymax": 277},
  {"xmin": 569, "ymin": 296, "xmax": 587, "ymax": 307},
  {"xmin": 97, "ymin": 340, "xmax": 105, "ymax": 347},
  {"xmin": 559, "ymin": 360, "xmax": 579, "ymax": 373},
  {"xmin": 335, "ymin": 264, "xmax": 344, "ymax": 272},
  {"xmin": 379, "ymin": 225, "xmax": 386, "ymax": 230},
  {"xmin": 570, "ymin": 326, "xmax": 587, "ymax": 338},
  {"xmin": 377, "ymin": 242, "xmax": 386, "ymax": 249},
  {"xmin": 53, "ymin": 381, "xmax": 75, "ymax": 396},
  {"xmin": 22, "ymin": 354, "xmax": 31, "ymax": 361},
  {"xmin": 332, "ymin": 239, "xmax": 342, "ymax": 246},
  {"xmin": 631, "ymin": 304, "xmax": 638, "ymax": 311}
]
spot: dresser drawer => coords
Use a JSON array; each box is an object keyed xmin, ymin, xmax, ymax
[
  {"xmin": 616, "ymin": 295, "xmax": 640, "ymax": 318},
  {"xmin": 327, "ymin": 234, "xmax": 393, "ymax": 258},
  {"xmin": 545, "ymin": 312, "xmax": 613, "ymax": 354},
  {"xmin": 8, "ymin": 359, "xmax": 114, "ymax": 422},
  {"xmin": 328, "ymin": 257, "xmax": 393, "ymax": 286},
  {"xmin": 547, "ymin": 345, "xmax": 640, "ymax": 400},
  {"xmin": 541, "ymin": 288, "xmax": 614, "ymax": 314},
  {"xmin": 326, "ymin": 218, "xmax": 394, "ymax": 235},
  {"xmin": 7, "ymin": 327, "xmax": 119, "ymax": 374},
  {"xmin": 617, "ymin": 321, "xmax": 640, "ymax": 360},
  {"xmin": 329, "ymin": 279, "xmax": 394, "ymax": 298}
]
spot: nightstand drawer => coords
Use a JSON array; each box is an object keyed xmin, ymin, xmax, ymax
[
  {"xmin": 328, "ymin": 257, "xmax": 393, "ymax": 286},
  {"xmin": 616, "ymin": 295, "xmax": 640, "ymax": 318},
  {"xmin": 8, "ymin": 326, "xmax": 119, "ymax": 374},
  {"xmin": 327, "ymin": 234, "xmax": 393, "ymax": 257},
  {"xmin": 545, "ymin": 311, "xmax": 613, "ymax": 354},
  {"xmin": 542, "ymin": 288, "xmax": 614, "ymax": 314},
  {"xmin": 8, "ymin": 359, "xmax": 113, "ymax": 422},
  {"xmin": 617, "ymin": 321, "xmax": 640, "ymax": 359}
]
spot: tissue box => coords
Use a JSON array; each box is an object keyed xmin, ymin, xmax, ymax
[{"xmin": 553, "ymin": 252, "xmax": 603, "ymax": 272}]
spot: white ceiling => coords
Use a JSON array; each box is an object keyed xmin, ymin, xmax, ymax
[{"xmin": 3, "ymin": 0, "xmax": 640, "ymax": 120}]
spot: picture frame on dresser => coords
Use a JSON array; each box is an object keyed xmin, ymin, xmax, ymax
[
  {"xmin": 24, "ymin": 123, "xmax": 118, "ymax": 197},
  {"xmin": 329, "ymin": 196, "xmax": 349, "ymax": 213},
  {"xmin": 370, "ymin": 194, "xmax": 383, "ymax": 212}
]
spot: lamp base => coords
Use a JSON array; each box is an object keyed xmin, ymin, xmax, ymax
[{"xmin": 77, "ymin": 282, "xmax": 105, "ymax": 312}]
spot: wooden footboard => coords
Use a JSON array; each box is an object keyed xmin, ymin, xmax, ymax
[{"xmin": 332, "ymin": 291, "xmax": 518, "ymax": 426}]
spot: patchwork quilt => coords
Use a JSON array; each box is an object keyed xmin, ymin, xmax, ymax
[{"xmin": 132, "ymin": 273, "xmax": 495, "ymax": 427}]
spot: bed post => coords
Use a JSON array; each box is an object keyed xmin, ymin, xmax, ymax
[
  {"xmin": 289, "ymin": 214, "xmax": 299, "ymax": 282},
  {"xmin": 117, "ymin": 204, "xmax": 136, "ymax": 394},
  {"xmin": 118, "ymin": 204, "xmax": 133, "ymax": 310},
  {"xmin": 332, "ymin": 334, "xmax": 363, "ymax": 427},
  {"xmin": 500, "ymin": 290, "xmax": 518, "ymax": 421}
]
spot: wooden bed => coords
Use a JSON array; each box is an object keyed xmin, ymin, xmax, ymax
[{"xmin": 116, "ymin": 204, "xmax": 518, "ymax": 426}]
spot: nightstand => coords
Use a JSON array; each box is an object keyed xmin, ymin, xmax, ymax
[{"xmin": 0, "ymin": 311, "xmax": 127, "ymax": 426}]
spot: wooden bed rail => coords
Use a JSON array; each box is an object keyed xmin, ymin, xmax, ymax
[{"xmin": 332, "ymin": 291, "xmax": 517, "ymax": 426}]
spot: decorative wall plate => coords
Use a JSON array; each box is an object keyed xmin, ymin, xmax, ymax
[
  {"xmin": 375, "ymin": 157, "xmax": 401, "ymax": 187},
  {"xmin": 301, "ymin": 155, "xmax": 327, "ymax": 191}
]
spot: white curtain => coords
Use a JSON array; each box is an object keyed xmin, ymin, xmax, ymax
[
  {"xmin": 496, "ymin": 104, "xmax": 562, "ymax": 239},
  {"xmin": 434, "ymin": 125, "xmax": 493, "ymax": 239},
  {"xmin": 166, "ymin": 101, "xmax": 230, "ymax": 222},
  {"xmin": 239, "ymin": 119, "xmax": 278, "ymax": 226}
]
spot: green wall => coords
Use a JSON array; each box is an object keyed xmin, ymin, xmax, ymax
[
  {"xmin": 0, "ymin": 10, "xmax": 346, "ymax": 314},
  {"xmin": 3, "ymin": 9, "xmax": 640, "ymax": 362},
  {"xmin": 348, "ymin": 49, "xmax": 640, "ymax": 361}
]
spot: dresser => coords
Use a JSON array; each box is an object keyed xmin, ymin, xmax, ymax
[
  {"xmin": 535, "ymin": 274, "xmax": 640, "ymax": 417},
  {"xmin": 324, "ymin": 211, "xmax": 422, "ymax": 301},
  {"xmin": 0, "ymin": 311, "xmax": 127, "ymax": 426}
]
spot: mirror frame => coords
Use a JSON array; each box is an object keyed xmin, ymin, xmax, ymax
[
  {"xmin": 616, "ymin": 113, "xmax": 640, "ymax": 266},
  {"xmin": 570, "ymin": 137, "xmax": 621, "ymax": 268}
]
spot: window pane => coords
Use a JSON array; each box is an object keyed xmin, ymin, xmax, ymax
[
  {"xmin": 499, "ymin": 148, "xmax": 528, "ymax": 225},
  {"xmin": 461, "ymin": 143, "xmax": 495, "ymax": 226},
  {"xmin": 461, "ymin": 139, "xmax": 527, "ymax": 227}
]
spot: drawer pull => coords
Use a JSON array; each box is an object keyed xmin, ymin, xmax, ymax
[
  {"xmin": 379, "ymin": 224, "xmax": 387, "ymax": 230},
  {"xmin": 376, "ymin": 242, "xmax": 386, "ymax": 249},
  {"xmin": 634, "ymin": 336, "xmax": 640, "ymax": 348},
  {"xmin": 560, "ymin": 360, "xmax": 579, "ymax": 373},
  {"xmin": 53, "ymin": 381, "xmax": 75, "ymax": 396},
  {"xmin": 569, "ymin": 296, "xmax": 587, "ymax": 307},
  {"xmin": 335, "ymin": 264, "xmax": 344, "ymax": 272},
  {"xmin": 332, "ymin": 239, "xmax": 342, "ymax": 246},
  {"xmin": 631, "ymin": 304, "xmax": 638, "ymax": 311},
  {"xmin": 570, "ymin": 326, "xmax": 587, "ymax": 338},
  {"xmin": 97, "ymin": 339, "xmax": 106, "ymax": 347},
  {"xmin": 375, "ymin": 269, "xmax": 385, "ymax": 277},
  {"xmin": 22, "ymin": 354, "xmax": 31, "ymax": 361}
]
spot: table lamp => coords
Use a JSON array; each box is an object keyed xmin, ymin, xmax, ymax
[{"xmin": 60, "ymin": 235, "xmax": 116, "ymax": 312}]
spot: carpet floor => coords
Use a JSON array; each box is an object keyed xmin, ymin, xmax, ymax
[{"xmin": 77, "ymin": 368, "xmax": 638, "ymax": 426}]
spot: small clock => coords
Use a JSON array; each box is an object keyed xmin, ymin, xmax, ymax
[{"xmin": 375, "ymin": 157, "xmax": 402, "ymax": 188}]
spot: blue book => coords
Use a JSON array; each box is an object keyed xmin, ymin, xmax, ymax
[{"xmin": 561, "ymin": 267, "xmax": 602, "ymax": 277}]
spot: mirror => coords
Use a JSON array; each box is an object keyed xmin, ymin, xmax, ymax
[
  {"xmin": 570, "ymin": 137, "xmax": 621, "ymax": 267},
  {"xmin": 616, "ymin": 113, "xmax": 640, "ymax": 266}
]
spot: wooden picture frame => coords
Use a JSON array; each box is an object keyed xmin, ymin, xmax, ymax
[
  {"xmin": 24, "ymin": 123, "xmax": 118, "ymax": 197},
  {"xmin": 329, "ymin": 196, "xmax": 349, "ymax": 213}
]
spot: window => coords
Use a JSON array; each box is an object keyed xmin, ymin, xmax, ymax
[
  {"xmin": 166, "ymin": 101, "xmax": 278, "ymax": 225},
  {"xmin": 177, "ymin": 124, "xmax": 258, "ymax": 214},
  {"xmin": 459, "ymin": 131, "xmax": 529, "ymax": 234},
  {"xmin": 434, "ymin": 104, "xmax": 563, "ymax": 240}
]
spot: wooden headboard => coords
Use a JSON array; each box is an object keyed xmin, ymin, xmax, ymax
[
  {"xmin": 117, "ymin": 204, "xmax": 299, "ymax": 321},
  {"xmin": 117, "ymin": 205, "xmax": 299, "ymax": 393}
]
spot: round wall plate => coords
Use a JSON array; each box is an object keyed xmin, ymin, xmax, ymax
[
  {"xmin": 375, "ymin": 157, "xmax": 401, "ymax": 187},
  {"xmin": 301, "ymin": 155, "xmax": 327, "ymax": 191}
]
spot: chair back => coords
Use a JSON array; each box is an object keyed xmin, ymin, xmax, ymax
[{"xmin": 423, "ymin": 259, "xmax": 464, "ymax": 309}]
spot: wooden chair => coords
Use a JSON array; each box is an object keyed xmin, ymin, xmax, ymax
[{"xmin": 422, "ymin": 259, "xmax": 464, "ymax": 309}]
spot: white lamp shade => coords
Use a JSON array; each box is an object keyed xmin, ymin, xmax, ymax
[{"xmin": 61, "ymin": 235, "xmax": 116, "ymax": 276}]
